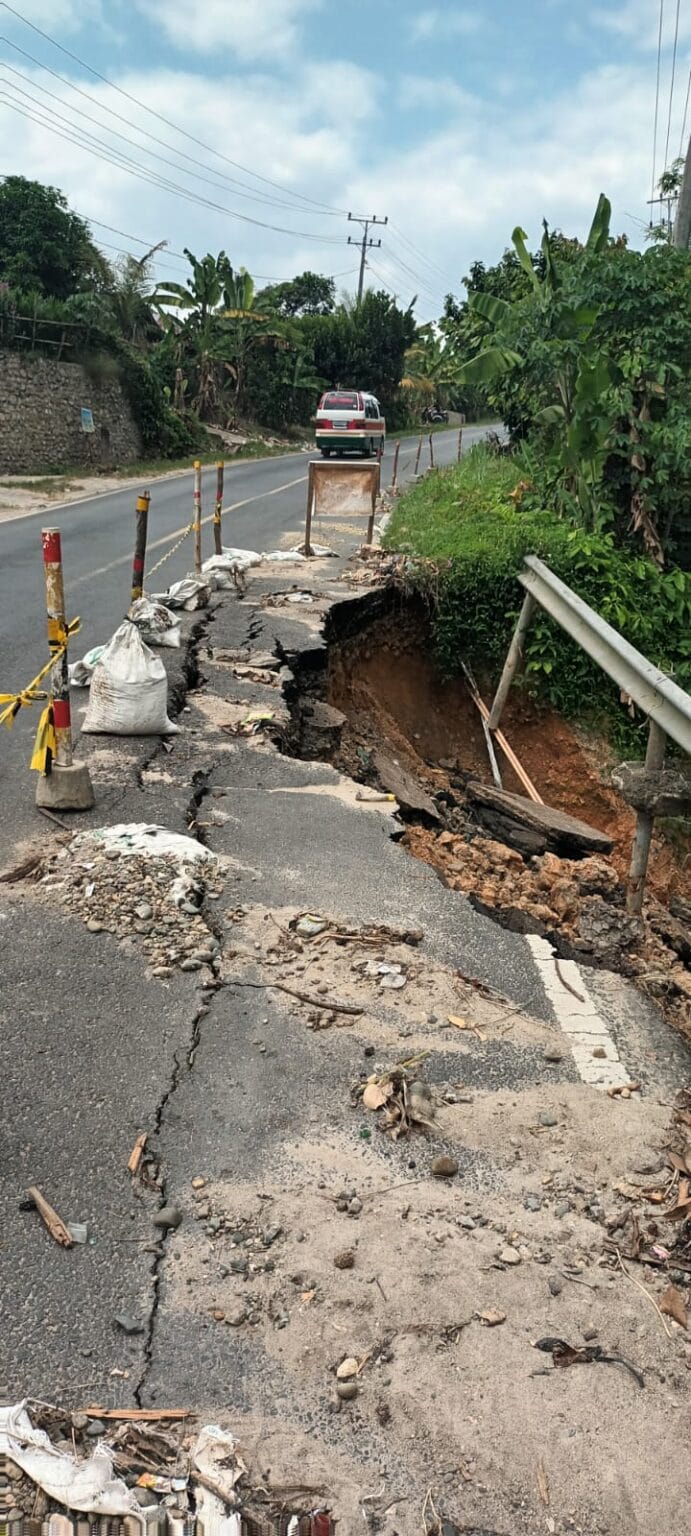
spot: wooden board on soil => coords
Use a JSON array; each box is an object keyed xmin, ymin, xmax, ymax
[{"xmin": 466, "ymin": 779, "xmax": 614, "ymax": 857}]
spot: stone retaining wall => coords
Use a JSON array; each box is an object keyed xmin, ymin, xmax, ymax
[{"xmin": 0, "ymin": 350, "xmax": 142, "ymax": 473}]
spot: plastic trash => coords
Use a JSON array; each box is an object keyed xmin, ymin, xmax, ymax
[
  {"xmin": 82, "ymin": 622, "xmax": 179, "ymax": 736},
  {"xmin": 157, "ymin": 577, "xmax": 210, "ymax": 610},
  {"xmin": 0, "ymin": 1402, "xmax": 141, "ymax": 1516},
  {"xmin": 68, "ymin": 646, "xmax": 105, "ymax": 688},
  {"xmin": 128, "ymin": 597, "xmax": 181, "ymax": 649}
]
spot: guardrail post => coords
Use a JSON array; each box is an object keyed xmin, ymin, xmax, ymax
[
  {"xmin": 488, "ymin": 593, "xmax": 536, "ymax": 731},
  {"xmin": 626, "ymin": 720, "xmax": 666, "ymax": 914},
  {"xmin": 429, "ymin": 432, "xmax": 435, "ymax": 470},
  {"xmin": 131, "ymin": 490, "xmax": 150, "ymax": 603},
  {"xmin": 36, "ymin": 528, "xmax": 94, "ymax": 811},
  {"xmin": 365, "ymin": 462, "xmax": 380, "ymax": 546},
  {"xmin": 303, "ymin": 462, "xmax": 315, "ymax": 557},
  {"xmin": 214, "ymin": 460, "xmax": 224, "ymax": 556},
  {"xmin": 193, "ymin": 460, "xmax": 203, "ymax": 574},
  {"xmin": 414, "ymin": 435, "xmax": 423, "ymax": 476},
  {"xmin": 457, "ymin": 426, "xmax": 464, "ymax": 462},
  {"xmin": 390, "ymin": 439, "xmax": 400, "ymax": 492}
]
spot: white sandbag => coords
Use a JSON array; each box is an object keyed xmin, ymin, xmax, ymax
[
  {"xmin": 158, "ymin": 577, "xmax": 211, "ymax": 611},
  {"xmin": 83, "ymin": 621, "xmax": 179, "ymax": 736},
  {"xmin": 128, "ymin": 597, "xmax": 181, "ymax": 649},
  {"xmin": 202, "ymin": 549, "xmax": 261, "ymax": 588},
  {"xmin": 262, "ymin": 549, "xmax": 307, "ymax": 563},
  {"xmin": 287, "ymin": 543, "xmax": 335, "ymax": 557},
  {"xmin": 68, "ymin": 645, "xmax": 105, "ymax": 688}
]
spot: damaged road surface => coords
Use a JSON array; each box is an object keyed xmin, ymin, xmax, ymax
[{"xmin": 1, "ymin": 519, "xmax": 690, "ymax": 1536}]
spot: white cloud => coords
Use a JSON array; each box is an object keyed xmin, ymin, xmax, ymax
[
  {"xmin": 399, "ymin": 74, "xmax": 479, "ymax": 115},
  {"xmin": 593, "ymin": 0, "xmax": 691, "ymax": 51},
  {"xmin": 0, "ymin": 46, "xmax": 670, "ymax": 325},
  {"xmin": 138, "ymin": 0, "xmax": 322, "ymax": 60},
  {"xmin": 410, "ymin": 7, "xmax": 483, "ymax": 42}
]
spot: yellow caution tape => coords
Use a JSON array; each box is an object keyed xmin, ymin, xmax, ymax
[
  {"xmin": 30, "ymin": 703, "xmax": 57, "ymax": 775},
  {"xmin": 0, "ymin": 617, "xmax": 81, "ymax": 773}
]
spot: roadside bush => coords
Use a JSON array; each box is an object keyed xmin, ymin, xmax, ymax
[{"xmin": 384, "ymin": 447, "xmax": 691, "ymax": 746}]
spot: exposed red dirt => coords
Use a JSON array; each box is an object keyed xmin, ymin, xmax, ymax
[{"xmin": 328, "ymin": 610, "xmax": 689, "ymax": 906}]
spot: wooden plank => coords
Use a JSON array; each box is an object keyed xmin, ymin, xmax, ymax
[
  {"xmin": 373, "ymin": 750, "xmax": 440, "ymax": 822},
  {"xmin": 466, "ymin": 780, "xmax": 613, "ymax": 856}
]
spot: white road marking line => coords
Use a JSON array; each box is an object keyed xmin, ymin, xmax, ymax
[
  {"xmin": 71, "ymin": 474, "xmax": 309, "ymax": 587},
  {"xmin": 1, "ymin": 452, "xmax": 307, "ymax": 524},
  {"xmin": 526, "ymin": 933, "xmax": 632, "ymax": 1089}
]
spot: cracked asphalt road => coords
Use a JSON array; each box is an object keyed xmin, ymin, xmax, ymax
[{"xmin": 1, "ymin": 458, "xmax": 689, "ymax": 1533}]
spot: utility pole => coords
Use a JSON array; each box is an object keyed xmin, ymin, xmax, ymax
[
  {"xmin": 348, "ymin": 212, "xmax": 388, "ymax": 302},
  {"xmin": 674, "ymin": 135, "xmax": 691, "ymax": 248}
]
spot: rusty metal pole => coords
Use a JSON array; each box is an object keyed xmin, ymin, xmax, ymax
[
  {"xmin": 429, "ymin": 432, "xmax": 435, "ymax": 469},
  {"xmin": 213, "ymin": 460, "xmax": 224, "ymax": 556},
  {"xmin": 414, "ymin": 435, "xmax": 423, "ymax": 476},
  {"xmin": 36, "ymin": 527, "xmax": 94, "ymax": 809},
  {"xmin": 457, "ymin": 426, "xmax": 464, "ymax": 462},
  {"xmin": 488, "ymin": 594, "xmax": 536, "ymax": 732},
  {"xmin": 390, "ymin": 439, "xmax": 400, "ymax": 492},
  {"xmin": 131, "ymin": 490, "xmax": 150, "ymax": 603},
  {"xmin": 193, "ymin": 460, "xmax": 203, "ymax": 575},
  {"xmin": 366, "ymin": 462, "xmax": 379, "ymax": 545},
  {"xmin": 303, "ymin": 462, "xmax": 315, "ymax": 557},
  {"xmin": 626, "ymin": 720, "xmax": 666, "ymax": 914}
]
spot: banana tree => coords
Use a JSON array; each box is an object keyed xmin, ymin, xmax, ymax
[
  {"xmin": 220, "ymin": 265, "xmax": 279, "ymax": 402},
  {"xmin": 457, "ymin": 195, "xmax": 617, "ymax": 526},
  {"xmin": 280, "ymin": 346, "xmax": 325, "ymax": 417}
]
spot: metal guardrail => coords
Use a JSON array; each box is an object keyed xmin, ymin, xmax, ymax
[
  {"xmin": 488, "ymin": 555, "xmax": 691, "ymax": 912},
  {"xmin": 518, "ymin": 555, "xmax": 691, "ymax": 756}
]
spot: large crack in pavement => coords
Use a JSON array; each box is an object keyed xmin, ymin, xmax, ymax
[{"xmin": 3, "ymin": 549, "xmax": 690, "ymax": 1532}]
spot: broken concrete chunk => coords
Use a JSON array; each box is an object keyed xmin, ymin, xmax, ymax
[{"xmin": 373, "ymin": 750, "xmax": 441, "ymax": 822}]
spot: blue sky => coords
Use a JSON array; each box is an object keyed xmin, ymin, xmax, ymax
[{"xmin": 1, "ymin": 1, "xmax": 689, "ymax": 319}]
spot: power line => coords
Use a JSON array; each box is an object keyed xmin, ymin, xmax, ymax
[
  {"xmin": 382, "ymin": 245, "xmax": 443, "ymax": 305},
  {"xmin": 0, "ymin": 53, "xmax": 341, "ymax": 215},
  {"xmin": 663, "ymin": 0, "xmax": 682, "ymax": 170},
  {"xmin": 389, "ymin": 221, "xmax": 456, "ymax": 287},
  {"xmin": 347, "ymin": 211, "xmax": 388, "ymax": 302},
  {"xmin": 0, "ymin": 2, "xmax": 348, "ymax": 216},
  {"xmin": 0, "ymin": 91, "xmax": 348, "ymax": 243},
  {"xmin": 651, "ymin": 0, "xmax": 665, "ymax": 202}
]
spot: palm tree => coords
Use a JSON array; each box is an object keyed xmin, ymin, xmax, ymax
[
  {"xmin": 403, "ymin": 325, "xmax": 462, "ymax": 410},
  {"xmin": 111, "ymin": 240, "xmax": 167, "ymax": 345}
]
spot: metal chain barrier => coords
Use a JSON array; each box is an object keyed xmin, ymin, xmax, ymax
[{"xmin": 145, "ymin": 522, "xmax": 194, "ymax": 584}]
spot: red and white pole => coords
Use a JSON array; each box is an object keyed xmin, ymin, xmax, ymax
[
  {"xmin": 214, "ymin": 460, "xmax": 224, "ymax": 556},
  {"xmin": 37, "ymin": 528, "xmax": 94, "ymax": 809},
  {"xmin": 42, "ymin": 527, "xmax": 73, "ymax": 768}
]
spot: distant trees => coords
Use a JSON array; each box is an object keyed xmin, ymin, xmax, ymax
[{"xmin": 0, "ymin": 176, "xmax": 108, "ymax": 299}]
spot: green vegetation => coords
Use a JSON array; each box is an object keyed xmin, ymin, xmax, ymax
[
  {"xmin": 0, "ymin": 180, "xmax": 422, "ymax": 458},
  {"xmin": 443, "ymin": 199, "xmax": 691, "ymax": 566},
  {"xmin": 385, "ymin": 446, "xmax": 691, "ymax": 741}
]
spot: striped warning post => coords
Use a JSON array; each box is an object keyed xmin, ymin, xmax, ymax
[{"xmin": 41, "ymin": 527, "xmax": 73, "ymax": 769}]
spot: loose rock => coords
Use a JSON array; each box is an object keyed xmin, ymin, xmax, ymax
[
  {"xmin": 431, "ymin": 1155, "xmax": 459, "ymax": 1179},
  {"xmin": 336, "ymin": 1380, "xmax": 359, "ymax": 1401},
  {"xmin": 153, "ymin": 1205, "xmax": 182, "ymax": 1230},
  {"xmin": 334, "ymin": 1249, "xmax": 356, "ymax": 1270}
]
